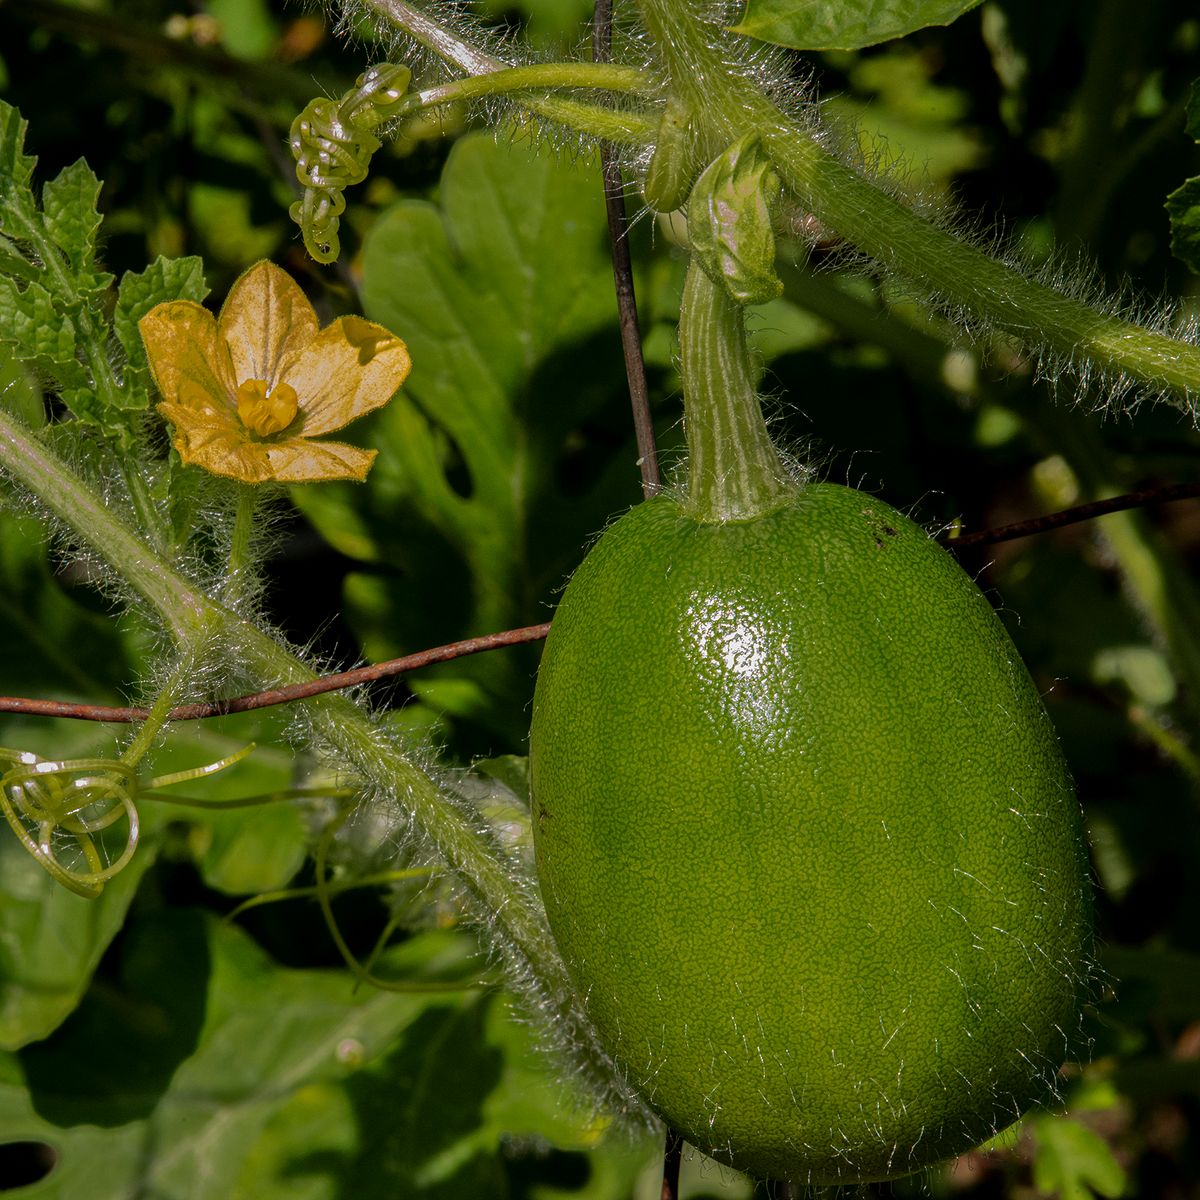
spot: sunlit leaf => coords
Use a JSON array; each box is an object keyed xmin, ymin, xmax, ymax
[{"xmin": 731, "ymin": 0, "xmax": 985, "ymax": 51}]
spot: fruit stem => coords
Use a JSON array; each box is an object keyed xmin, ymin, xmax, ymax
[{"xmin": 678, "ymin": 258, "xmax": 794, "ymax": 522}]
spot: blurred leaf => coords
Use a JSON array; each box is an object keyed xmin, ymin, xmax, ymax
[
  {"xmin": 0, "ymin": 509, "xmax": 141, "ymax": 699},
  {"xmin": 208, "ymin": 0, "xmax": 280, "ymax": 58},
  {"xmin": 1166, "ymin": 81, "xmax": 1200, "ymax": 275},
  {"xmin": 732, "ymin": 0, "xmax": 985, "ymax": 50},
  {"xmin": 1101, "ymin": 945, "xmax": 1200, "ymax": 1023},
  {"xmin": 822, "ymin": 48, "xmax": 985, "ymax": 194},
  {"xmin": 476, "ymin": 0, "xmax": 596, "ymax": 45},
  {"xmin": 1030, "ymin": 1114, "xmax": 1126, "ymax": 1200},
  {"xmin": 142, "ymin": 713, "xmax": 311, "ymax": 897}
]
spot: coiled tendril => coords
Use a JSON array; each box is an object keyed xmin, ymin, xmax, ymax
[
  {"xmin": 290, "ymin": 64, "xmax": 413, "ymax": 264},
  {"xmin": 0, "ymin": 744, "xmax": 255, "ymax": 898},
  {"xmin": 0, "ymin": 750, "xmax": 140, "ymax": 898}
]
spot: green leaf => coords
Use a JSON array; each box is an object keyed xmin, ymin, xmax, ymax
[
  {"xmin": 0, "ymin": 714, "xmax": 162, "ymax": 1052},
  {"xmin": 1166, "ymin": 176, "xmax": 1200, "ymax": 275},
  {"xmin": 0, "ymin": 99, "xmax": 35, "ymax": 200},
  {"xmin": 0, "ymin": 913, "xmax": 631, "ymax": 1198},
  {"xmin": 0, "ymin": 277, "xmax": 76, "ymax": 366},
  {"xmin": 113, "ymin": 255, "xmax": 208, "ymax": 400},
  {"xmin": 1166, "ymin": 81, "xmax": 1200, "ymax": 274},
  {"xmin": 41, "ymin": 160, "xmax": 107, "ymax": 290},
  {"xmin": 0, "ymin": 351, "xmax": 42, "ymax": 428},
  {"xmin": 0, "ymin": 508, "xmax": 140, "ymax": 699},
  {"xmin": 143, "ymin": 714, "xmax": 309, "ymax": 897},
  {"xmin": 297, "ymin": 132, "xmax": 630, "ymax": 746},
  {"xmin": 1030, "ymin": 1115, "xmax": 1127, "ymax": 1200},
  {"xmin": 0, "ymin": 230, "xmax": 37, "ymax": 282},
  {"xmin": 731, "ymin": 0, "xmax": 985, "ymax": 50}
]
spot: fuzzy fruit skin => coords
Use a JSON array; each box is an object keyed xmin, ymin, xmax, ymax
[{"xmin": 529, "ymin": 483, "xmax": 1092, "ymax": 1186}]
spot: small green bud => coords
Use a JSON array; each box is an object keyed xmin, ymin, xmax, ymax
[
  {"xmin": 643, "ymin": 94, "xmax": 696, "ymax": 214},
  {"xmin": 687, "ymin": 134, "xmax": 783, "ymax": 306}
]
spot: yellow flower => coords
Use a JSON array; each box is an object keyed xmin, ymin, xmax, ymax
[{"xmin": 139, "ymin": 260, "xmax": 411, "ymax": 483}]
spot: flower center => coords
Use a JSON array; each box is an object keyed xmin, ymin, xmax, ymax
[{"xmin": 236, "ymin": 379, "xmax": 299, "ymax": 438}]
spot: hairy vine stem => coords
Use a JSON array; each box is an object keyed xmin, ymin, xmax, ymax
[
  {"xmin": 361, "ymin": 0, "xmax": 657, "ymax": 146},
  {"xmin": 633, "ymin": 0, "xmax": 1200, "ymax": 414},
  {"xmin": 355, "ymin": 0, "xmax": 1200, "ymax": 412},
  {"xmin": 398, "ymin": 61, "xmax": 656, "ymax": 115},
  {"xmin": 678, "ymin": 259, "xmax": 793, "ymax": 521},
  {"xmin": 0, "ymin": 402, "xmax": 593, "ymax": 1064}
]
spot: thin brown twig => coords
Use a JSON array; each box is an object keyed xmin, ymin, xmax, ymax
[
  {"xmin": 593, "ymin": 0, "xmax": 661, "ymax": 498},
  {"xmin": 661, "ymin": 1129, "xmax": 683, "ymax": 1200},
  {"xmin": 946, "ymin": 481, "xmax": 1200, "ymax": 549},
  {"xmin": 0, "ymin": 623, "xmax": 551, "ymax": 724}
]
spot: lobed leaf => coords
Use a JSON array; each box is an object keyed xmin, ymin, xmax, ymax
[
  {"xmin": 0, "ymin": 276, "xmax": 76, "ymax": 366},
  {"xmin": 114, "ymin": 255, "xmax": 208, "ymax": 400},
  {"xmin": 0, "ymin": 99, "xmax": 36, "ymax": 206},
  {"xmin": 41, "ymin": 159, "xmax": 109, "ymax": 294},
  {"xmin": 731, "ymin": 0, "xmax": 985, "ymax": 50}
]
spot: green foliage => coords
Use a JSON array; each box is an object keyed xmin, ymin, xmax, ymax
[
  {"xmin": 0, "ymin": 813, "xmax": 159, "ymax": 1051},
  {"xmin": 0, "ymin": 99, "xmax": 209, "ymax": 448},
  {"xmin": 0, "ymin": 912, "xmax": 614, "ymax": 1199},
  {"xmin": 732, "ymin": 0, "xmax": 985, "ymax": 51},
  {"xmin": 113, "ymin": 257, "xmax": 209, "ymax": 401},
  {"xmin": 1166, "ymin": 80, "xmax": 1200, "ymax": 274},
  {"xmin": 1029, "ymin": 1115, "xmax": 1128, "ymax": 1200},
  {"xmin": 295, "ymin": 132, "xmax": 640, "ymax": 746}
]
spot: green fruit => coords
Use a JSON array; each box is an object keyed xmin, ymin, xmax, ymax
[{"xmin": 529, "ymin": 482, "xmax": 1092, "ymax": 1186}]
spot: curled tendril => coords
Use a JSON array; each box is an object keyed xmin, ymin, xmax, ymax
[
  {"xmin": 0, "ymin": 750, "xmax": 140, "ymax": 899},
  {"xmin": 0, "ymin": 744, "xmax": 256, "ymax": 899},
  {"xmin": 290, "ymin": 64, "xmax": 413, "ymax": 264}
]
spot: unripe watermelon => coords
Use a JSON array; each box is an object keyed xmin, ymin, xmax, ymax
[{"xmin": 529, "ymin": 482, "xmax": 1092, "ymax": 1185}]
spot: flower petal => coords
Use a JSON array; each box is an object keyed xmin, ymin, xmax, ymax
[
  {"xmin": 263, "ymin": 437, "xmax": 379, "ymax": 483},
  {"xmin": 139, "ymin": 301, "xmax": 235, "ymax": 413},
  {"xmin": 156, "ymin": 402, "xmax": 278, "ymax": 483},
  {"xmin": 281, "ymin": 315, "xmax": 411, "ymax": 436},
  {"xmin": 218, "ymin": 261, "xmax": 320, "ymax": 393}
]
